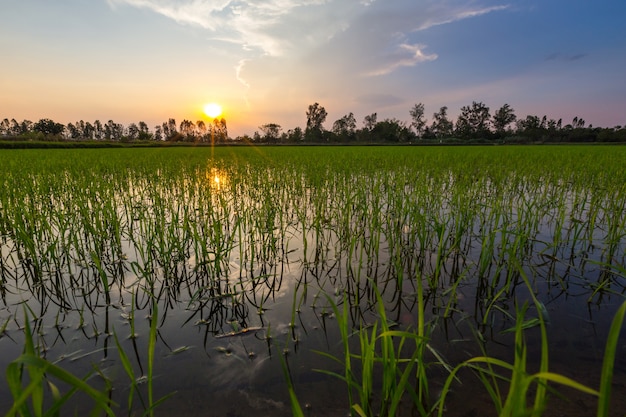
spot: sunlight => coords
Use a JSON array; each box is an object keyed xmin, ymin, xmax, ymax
[
  {"xmin": 203, "ymin": 103, "xmax": 223, "ymax": 119},
  {"xmin": 206, "ymin": 167, "xmax": 227, "ymax": 191}
]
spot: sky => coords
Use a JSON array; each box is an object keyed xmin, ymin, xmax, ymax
[{"xmin": 1, "ymin": 0, "xmax": 625, "ymax": 137}]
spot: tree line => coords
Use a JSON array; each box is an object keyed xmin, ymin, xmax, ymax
[
  {"xmin": 251, "ymin": 101, "xmax": 624, "ymax": 144},
  {"xmin": 0, "ymin": 117, "xmax": 228, "ymax": 143},
  {"xmin": 2, "ymin": 101, "xmax": 625, "ymax": 144}
]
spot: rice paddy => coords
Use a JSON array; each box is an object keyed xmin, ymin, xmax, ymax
[{"xmin": 0, "ymin": 145, "xmax": 625, "ymax": 416}]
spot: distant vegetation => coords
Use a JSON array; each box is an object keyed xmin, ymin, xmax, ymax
[{"xmin": 2, "ymin": 101, "xmax": 626, "ymax": 145}]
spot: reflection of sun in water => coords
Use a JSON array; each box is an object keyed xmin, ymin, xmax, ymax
[{"xmin": 206, "ymin": 167, "xmax": 227, "ymax": 190}]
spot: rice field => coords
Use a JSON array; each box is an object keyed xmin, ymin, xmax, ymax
[{"xmin": 0, "ymin": 145, "xmax": 625, "ymax": 416}]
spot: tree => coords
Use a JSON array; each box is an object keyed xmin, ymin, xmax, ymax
[
  {"xmin": 179, "ymin": 119, "xmax": 196, "ymax": 141},
  {"xmin": 213, "ymin": 118, "xmax": 228, "ymax": 142},
  {"xmin": 9, "ymin": 119, "xmax": 22, "ymax": 136},
  {"xmin": 19, "ymin": 120, "xmax": 33, "ymax": 135},
  {"xmin": 82, "ymin": 121, "xmax": 95, "ymax": 140},
  {"xmin": 363, "ymin": 113, "xmax": 377, "ymax": 131},
  {"xmin": 126, "ymin": 123, "xmax": 140, "ymax": 141},
  {"xmin": 305, "ymin": 102, "xmax": 327, "ymax": 142},
  {"xmin": 431, "ymin": 106, "xmax": 453, "ymax": 139},
  {"xmin": 93, "ymin": 120, "xmax": 103, "ymax": 140},
  {"xmin": 33, "ymin": 118, "xmax": 65, "ymax": 137},
  {"xmin": 456, "ymin": 101, "xmax": 491, "ymax": 139},
  {"xmin": 195, "ymin": 121, "xmax": 207, "ymax": 142},
  {"xmin": 372, "ymin": 118, "xmax": 414, "ymax": 142},
  {"xmin": 66, "ymin": 122, "xmax": 81, "ymax": 140},
  {"xmin": 332, "ymin": 112, "xmax": 357, "ymax": 141},
  {"xmin": 137, "ymin": 121, "xmax": 152, "ymax": 140},
  {"xmin": 574, "ymin": 117, "xmax": 585, "ymax": 128},
  {"xmin": 409, "ymin": 103, "xmax": 427, "ymax": 137},
  {"xmin": 286, "ymin": 127, "xmax": 304, "ymax": 143},
  {"xmin": 163, "ymin": 118, "xmax": 183, "ymax": 141},
  {"xmin": 492, "ymin": 104, "xmax": 516, "ymax": 136},
  {"xmin": 154, "ymin": 125, "xmax": 163, "ymax": 141},
  {"xmin": 0, "ymin": 118, "xmax": 10, "ymax": 135},
  {"xmin": 515, "ymin": 115, "xmax": 545, "ymax": 141},
  {"xmin": 259, "ymin": 123, "xmax": 282, "ymax": 142},
  {"xmin": 104, "ymin": 120, "xmax": 124, "ymax": 141}
]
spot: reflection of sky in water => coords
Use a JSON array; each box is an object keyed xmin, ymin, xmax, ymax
[{"xmin": 0, "ymin": 160, "xmax": 625, "ymax": 416}]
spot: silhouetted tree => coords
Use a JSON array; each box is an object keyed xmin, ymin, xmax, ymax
[
  {"xmin": 93, "ymin": 120, "xmax": 103, "ymax": 140},
  {"xmin": 456, "ymin": 101, "xmax": 490, "ymax": 139},
  {"xmin": 305, "ymin": 102, "xmax": 327, "ymax": 142},
  {"xmin": 180, "ymin": 119, "xmax": 196, "ymax": 141},
  {"xmin": 33, "ymin": 118, "xmax": 65, "ymax": 136},
  {"xmin": 332, "ymin": 112, "xmax": 357, "ymax": 141},
  {"xmin": 126, "ymin": 123, "xmax": 140, "ymax": 140},
  {"xmin": 66, "ymin": 123, "xmax": 80, "ymax": 140},
  {"xmin": 409, "ymin": 103, "xmax": 427, "ymax": 137},
  {"xmin": 372, "ymin": 118, "xmax": 414, "ymax": 142},
  {"xmin": 363, "ymin": 113, "xmax": 377, "ymax": 131},
  {"xmin": 515, "ymin": 115, "xmax": 544, "ymax": 140},
  {"xmin": 196, "ymin": 121, "xmax": 208, "ymax": 142},
  {"xmin": 104, "ymin": 120, "xmax": 123, "ymax": 141},
  {"xmin": 0, "ymin": 118, "xmax": 10, "ymax": 135},
  {"xmin": 137, "ymin": 121, "xmax": 152, "ymax": 140},
  {"xmin": 492, "ymin": 104, "xmax": 516, "ymax": 137},
  {"xmin": 213, "ymin": 118, "xmax": 228, "ymax": 142},
  {"xmin": 154, "ymin": 125, "xmax": 163, "ymax": 141},
  {"xmin": 431, "ymin": 106, "xmax": 453, "ymax": 138},
  {"xmin": 287, "ymin": 127, "xmax": 304, "ymax": 143},
  {"xmin": 259, "ymin": 123, "xmax": 282, "ymax": 142}
]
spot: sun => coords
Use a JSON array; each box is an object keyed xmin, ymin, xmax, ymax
[{"xmin": 203, "ymin": 103, "xmax": 223, "ymax": 119}]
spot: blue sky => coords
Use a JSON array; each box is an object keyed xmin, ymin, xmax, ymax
[{"xmin": 1, "ymin": 0, "xmax": 625, "ymax": 137}]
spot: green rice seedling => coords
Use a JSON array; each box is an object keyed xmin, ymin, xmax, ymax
[
  {"xmin": 596, "ymin": 300, "xmax": 626, "ymax": 417},
  {"xmin": 279, "ymin": 342, "xmax": 305, "ymax": 417},
  {"xmin": 113, "ymin": 299, "xmax": 175, "ymax": 416},
  {"xmin": 314, "ymin": 281, "xmax": 440, "ymax": 417},
  {"xmin": 6, "ymin": 308, "xmax": 116, "ymax": 417},
  {"xmin": 437, "ymin": 302, "xmax": 599, "ymax": 417},
  {"xmin": 2, "ymin": 145, "xmax": 626, "ymax": 416},
  {"xmin": 113, "ymin": 329, "xmax": 140, "ymax": 412},
  {"xmin": 436, "ymin": 255, "xmax": 617, "ymax": 417},
  {"xmin": 90, "ymin": 251, "xmax": 111, "ymax": 306}
]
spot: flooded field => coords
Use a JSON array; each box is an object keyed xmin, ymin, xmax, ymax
[{"xmin": 0, "ymin": 146, "xmax": 625, "ymax": 416}]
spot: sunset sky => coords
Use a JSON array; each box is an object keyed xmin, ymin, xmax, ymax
[{"xmin": 1, "ymin": 0, "xmax": 625, "ymax": 137}]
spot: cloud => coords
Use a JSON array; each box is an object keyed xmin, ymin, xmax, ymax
[
  {"xmin": 415, "ymin": 4, "xmax": 510, "ymax": 31},
  {"xmin": 108, "ymin": 0, "xmax": 366, "ymax": 56},
  {"xmin": 108, "ymin": 0, "xmax": 510, "ymax": 95},
  {"xmin": 294, "ymin": 1, "xmax": 510, "ymax": 79},
  {"xmin": 364, "ymin": 43, "xmax": 438, "ymax": 76}
]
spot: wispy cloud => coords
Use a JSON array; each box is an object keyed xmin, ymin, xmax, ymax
[
  {"xmin": 415, "ymin": 4, "xmax": 510, "ymax": 31},
  {"xmin": 108, "ymin": 0, "xmax": 365, "ymax": 56},
  {"xmin": 364, "ymin": 43, "xmax": 437, "ymax": 76},
  {"xmin": 107, "ymin": 0, "xmax": 510, "ymax": 88}
]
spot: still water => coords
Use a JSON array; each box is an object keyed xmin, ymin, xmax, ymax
[{"xmin": 0, "ymin": 152, "xmax": 625, "ymax": 416}]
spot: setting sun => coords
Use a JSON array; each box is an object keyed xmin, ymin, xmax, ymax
[{"xmin": 203, "ymin": 103, "xmax": 223, "ymax": 119}]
